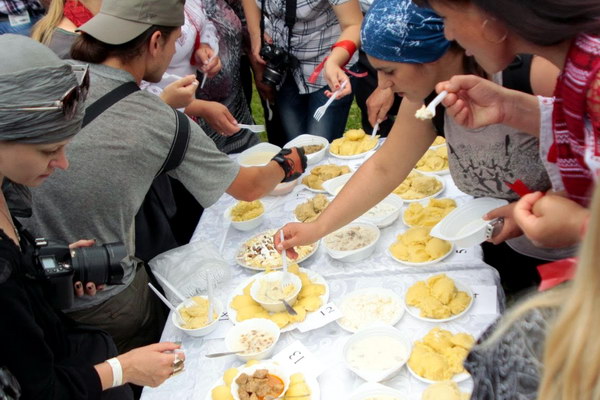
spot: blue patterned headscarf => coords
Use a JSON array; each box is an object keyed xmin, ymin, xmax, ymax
[{"xmin": 361, "ymin": 0, "xmax": 451, "ymax": 64}]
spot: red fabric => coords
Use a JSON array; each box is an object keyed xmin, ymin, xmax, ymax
[
  {"xmin": 191, "ymin": 31, "xmax": 201, "ymax": 66},
  {"xmin": 550, "ymin": 34, "xmax": 600, "ymax": 206},
  {"xmin": 308, "ymin": 41, "xmax": 367, "ymax": 84},
  {"xmin": 63, "ymin": 0, "xmax": 94, "ymax": 27},
  {"xmin": 537, "ymin": 258, "xmax": 577, "ymax": 291},
  {"xmin": 504, "ymin": 179, "xmax": 534, "ymax": 197},
  {"xmin": 332, "ymin": 40, "xmax": 357, "ymax": 58}
]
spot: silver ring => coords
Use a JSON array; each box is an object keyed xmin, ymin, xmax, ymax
[{"xmin": 171, "ymin": 355, "xmax": 185, "ymax": 376}]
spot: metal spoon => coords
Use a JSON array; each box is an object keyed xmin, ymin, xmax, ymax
[{"xmin": 281, "ymin": 299, "xmax": 298, "ymax": 316}]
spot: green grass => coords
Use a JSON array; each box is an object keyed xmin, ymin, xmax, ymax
[{"xmin": 250, "ymin": 83, "xmax": 362, "ymax": 142}]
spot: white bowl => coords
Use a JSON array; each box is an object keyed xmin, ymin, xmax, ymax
[
  {"xmin": 356, "ymin": 194, "xmax": 404, "ymax": 228},
  {"xmin": 430, "ymin": 197, "xmax": 508, "ymax": 247},
  {"xmin": 172, "ymin": 296, "xmax": 222, "ymax": 337},
  {"xmin": 238, "ymin": 142, "xmax": 281, "ymax": 167},
  {"xmin": 225, "ymin": 204, "xmax": 265, "ymax": 231},
  {"xmin": 250, "ymin": 271, "xmax": 302, "ymax": 313},
  {"xmin": 348, "ymin": 383, "xmax": 407, "ymax": 400},
  {"xmin": 321, "ymin": 172, "xmax": 354, "ymax": 196},
  {"xmin": 284, "ymin": 134, "xmax": 329, "ymax": 165},
  {"xmin": 224, "ymin": 318, "xmax": 281, "ymax": 362},
  {"xmin": 344, "ymin": 325, "xmax": 411, "ymax": 382},
  {"xmin": 230, "ymin": 362, "xmax": 291, "ymax": 400},
  {"xmin": 323, "ymin": 222, "xmax": 380, "ymax": 263},
  {"xmin": 337, "ymin": 288, "xmax": 405, "ymax": 333},
  {"xmin": 270, "ymin": 178, "xmax": 299, "ymax": 196}
]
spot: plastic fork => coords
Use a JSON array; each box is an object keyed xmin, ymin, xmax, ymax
[
  {"xmin": 200, "ymin": 53, "xmax": 218, "ymax": 89},
  {"xmin": 152, "ymin": 270, "xmax": 196, "ymax": 308},
  {"xmin": 237, "ymin": 123, "xmax": 266, "ymax": 133},
  {"xmin": 371, "ymin": 120, "xmax": 380, "ymax": 138},
  {"xmin": 148, "ymin": 282, "xmax": 186, "ymax": 326},
  {"xmin": 313, "ymin": 80, "xmax": 349, "ymax": 121},
  {"xmin": 424, "ymin": 90, "xmax": 448, "ymax": 118},
  {"xmin": 279, "ymin": 230, "xmax": 297, "ymax": 316}
]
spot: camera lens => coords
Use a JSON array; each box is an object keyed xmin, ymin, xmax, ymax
[
  {"xmin": 71, "ymin": 242, "xmax": 126, "ymax": 285},
  {"xmin": 262, "ymin": 67, "xmax": 284, "ymax": 87}
]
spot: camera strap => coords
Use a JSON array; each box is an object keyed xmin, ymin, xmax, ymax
[{"xmin": 260, "ymin": 0, "xmax": 296, "ymax": 52}]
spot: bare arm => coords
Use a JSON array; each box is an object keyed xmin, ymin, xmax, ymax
[
  {"xmin": 530, "ymin": 55, "xmax": 560, "ymax": 97},
  {"xmin": 277, "ymin": 98, "xmax": 436, "ymax": 250},
  {"xmin": 241, "ymin": 0, "xmax": 265, "ymax": 63},
  {"xmin": 226, "ymin": 162, "xmax": 285, "ymax": 201}
]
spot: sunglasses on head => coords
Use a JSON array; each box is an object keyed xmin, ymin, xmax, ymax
[{"xmin": 0, "ymin": 64, "xmax": 90, "ymax": 120}]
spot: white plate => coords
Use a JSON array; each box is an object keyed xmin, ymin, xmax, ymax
[
  {"xmin": 414, "ymin": 167, "xmax": 450, "ymax": 176},
  {"xmin": 227, "ymin": 268, "xmax": 330, "ymax": 333},
  {"xmin": 386, "ymin": 244, "xmax": 454, "ymax": 267},
  {"xmin": 328, "ymin": 141, "xmax": 380, "ymax": 160},
  {"xmin": 403, "ymin": 279, "xmax": 474, "ymax": 323},
  {"xmin": 204, "ymin": 364, "xmax": 321, "ymax": 400},
  {"xmin": 236, "ymin": 229, "xmax": 319, "ymax": 271},
  {"xmin": 348, "ymin": 382, "xmax": 408, "ymax": 400},
  {"xmin": 406, "ymin": 361, "xmax": 470, "ymax": 385},
  {"xmin": 336, "ymin": 288, "xmax": 404, "ymax": 333},
  {"xmin": 395, "ymin": 174, "xmax": 445, "ymax": 203}
]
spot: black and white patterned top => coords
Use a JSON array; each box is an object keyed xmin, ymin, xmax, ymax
[
  {"xmin": 466, "ymin": 307, "xmax": 557, "ymax": 400},
  {"xmin": 260, "ymin": 0, "xmax": 358, "ymax": 94}
]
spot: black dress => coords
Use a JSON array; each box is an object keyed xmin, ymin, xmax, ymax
[{"xmin": 0, "ymin": 226, "xmax": 132, "ymax": 400}]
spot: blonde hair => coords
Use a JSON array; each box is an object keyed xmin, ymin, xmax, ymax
[
  {"xmin": 31, "ymin": 0, "xmax": 67, "ymax": 45},
  {"xmin": 481, "ymin": 186, "xmax": 600, "ymax": 399}
]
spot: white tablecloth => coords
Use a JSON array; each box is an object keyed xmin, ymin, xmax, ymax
[{"xmin": 142, "ymin": 154, "xmax": 505, "ymax": 400}]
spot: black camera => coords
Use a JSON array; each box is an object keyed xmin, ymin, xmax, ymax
[
  {"xmin": 260, "ymin": 43, "xmax": 298, "ymax": 87},
  {"xmin": 26, "ymin": 239, "xmax": 126, "ymax": 309}
]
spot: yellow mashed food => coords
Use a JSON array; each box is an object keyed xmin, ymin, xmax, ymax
[
  {"xmin": 415, "ymin": 147, "xmax": 449, "ymax": 172},
  {"xmin": 179, "ymin": 296, "xmax": 218, "ymax": 329},
  {"xmin": 422, "ymin": 381, "xmax": 470, "ymax": 400},
  {"xmin": 408, "ymin": 328, "xmax": 474, "ymax": 381},
  {"xmin": 230, "ymin": 200, "xmax": 264, "ymax": 222},
  {"xmin": 302, "ymin": 164, "xmax": 351, "ymax": 190},
  {"xmin": 330, "ymin": 129, "xmax": 379, "ymax": 156},
  {"xmin": 406, "ymin": 274, "xmax": 471, "ymax": 319},
  {"xmin": 389, "ymin": 227, "xmax": 451, "ymax": 263},
  {"xmin": 294, "ymin": 194, "xmax": 330, "ymax": 222},
  {"xmin": 432, "ymin": 136, "xmax": 446, "ymax": 146},
  {"xmin": 393, "ymin": 171, "xmax": 442, "ymax": 200},
  {"xmin": 404, "ymin": 198, "xmax": 456, "ymax": 227},
  {"xmin": 230, "ymin": 264, "xmax": 326, "ymax": 329},
  {"xmin": 286, "ymin": 373, "xmax": 311, "ymax": 400}
]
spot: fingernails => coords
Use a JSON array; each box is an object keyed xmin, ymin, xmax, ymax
[
  {"xmin": 75, "ymin": 282, "xmax": 82, "ymax": 289},
  {"xmin": 86, "ymin": 283, "xmax": 94, "ymax": 291}
]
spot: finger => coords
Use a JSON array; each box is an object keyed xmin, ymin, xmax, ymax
[
  {"xmin": 483, "ymin": 204, "xmax": 510, "ymax": 220},
  {"xmin": 179, "ymin": 74, "xmax": 198, "ymax": 86},
  {"xmin": 435, "ymin": 80, "xmax": 450, "ymax": 94},
  {"xmin": 85, "ymin": 282, "xmax": 97, "ymax": 296},
  {"xmin": 69, "ymin": 239, "xmax": 96, "ymax": 249},
  {"xmin": 97, "ymin": 284, "xmax": 106, "ymax": 291},
  {"xmin": 513, "ymin": 192, "xmax": 543, "ymax": 227},
  {"xmin": 74, "ymin": 281, "xmax": 84, "ymax": 297},
  {"xmin": 150, "ymin": 342, "xmax": 183, "ymax": 352}
]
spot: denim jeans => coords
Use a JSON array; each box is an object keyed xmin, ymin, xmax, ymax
[
  {"xmin": 276, "ymin": 74, "xmax": 354, "ymax": 142},
  {"xmin": 0, "ymin": 12, "xmax": 42, "ymax": 35}
]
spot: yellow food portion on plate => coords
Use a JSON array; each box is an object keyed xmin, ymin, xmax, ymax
[
  {"xmin": 389, "ymin": 227, "xmax": 451, "ymax": 263},
  {"xmin": 179, "ymin": 296, "xmax": 217, "ymax": 329},
  {"xmin": 230, "ymin": 200, "xmax": 264, "ymax": 222},
  {"xmin": 393, "ymin": 171, "xmax": 442, "ymax": 200},
  {"xmin": 294, "ymin": 194, "xmax": 330, "ymax": 222},
  {"xmin": 286, "ymin": 373, "xmax": 311, "ymax": 400},
  {"xmin": 404, "ymin": 198, "xmax": 456, "ymax": 227},
  {"xmin": 230, "ymin": 264, "xmax": 325, "ymax": 329},
  {"xmin": 422, "ymin": 381, "xmax": 470, "ymax": 400},
  {"xmin": 415, "ymin": 147, "xmax": 449, "ymax": 172},
  {"xmin": 406, "ymin": 274, "xmax": 471, "ymax": 319},
  {"xmin": 432, "ymin": 136, "xmax": 446, "ymax": 146},
  {"xmin": 330, "ymin": 129, "xmax": 379, "ymax": 156},
  {"xmin": 302, "ymin": 164, "xmax": 351, "ymax": 190},
  {"xmin": 408, "ymin": 327, "xmax": 474, "ymax": 381},
  {"xmin": 211, "ymin": 367, "xmax": 238, "ymax": 400}
]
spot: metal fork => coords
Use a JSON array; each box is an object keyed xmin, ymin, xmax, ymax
[
  {"xmin": 237, "ymin": 123, "xmax": 266, "ymax": 133},
  {"xmin": 313, "ymin": 80, "xmax": 349, "ymax": 121}
]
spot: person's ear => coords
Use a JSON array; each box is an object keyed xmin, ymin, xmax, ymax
[
  {"xmin": 147, "ymin": 30, "xmax": 164, "ymax": 58},
  {"xmin": 481, "ymin": 18, "xmax": 508, "ymax": 44}
]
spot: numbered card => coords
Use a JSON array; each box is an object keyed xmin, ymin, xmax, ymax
[
  {"xmin": 202, "ymin": 310, "xmax": 233, "ymax": 340},
  {"xmin": 470, "ymin": 285, "xmax": 498, "ymax": 315},
  {"xmin": 272, "ymin": 340, "xmax": 324, "ymax": 377},
  {"xmin": 297, "ymin": 302, "xmax": 342, "ymax": 333}
]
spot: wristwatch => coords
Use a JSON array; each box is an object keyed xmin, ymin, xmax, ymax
[{"xmin": 271, "ymin": 148, "xmax": 306, "ymax": 182}]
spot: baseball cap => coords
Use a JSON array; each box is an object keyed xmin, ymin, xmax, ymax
[{"xmin": 77, "ymin": 0, "xmax": 185, "ymax": 45}]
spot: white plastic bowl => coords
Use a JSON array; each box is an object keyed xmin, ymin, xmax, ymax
[
  {"xmin": 430, "ymin": 197, "xmax": 508, "ymax": 247},
  {"xmin": 321, "ymin": 172, "xmax": 354, "ymax": 196},
  {"xmin": 225, "ymin": 204, "xmax": 265, "ymax": 231},
  {"xmin": 284, "ymin": 134, "xmax": 330, "ymax": 165},
  {"xmin": 356, "ymin": 194, "xmax": 404, "ymax": 228},
  {"xmin": 344, "ymin": 325, "xmax": 411, "ymax": 382},
  {"xmin": 230, "ymin": 361, "xmax": 291, "ymax": 400},
  {"xmin": 172, "ymin": 296, "xmax": 222, "ymax": 337},
  {"xmin": 323, "ymin": 223, "xmax": 380, "ymax": 263},
  {"xmin": 250, "ymin": 271, "xmax": 302, "ymax": 313},
  {"xmin": 337, "ymin": 288, "xmax": 404, "ymax": 333},
  {"xmin": 224, "ymin": 318, "xmax": 281, "ymax": 362},
  {"xmin": 238, "ymin": 142, "xmax": 281, "ymax": 167},
  {"xmin": 348, "ymin": 383, "xmax": 407, "ymax": 400}
]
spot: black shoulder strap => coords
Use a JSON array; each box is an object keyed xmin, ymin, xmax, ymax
[
  {"xmin": 502, "ymin": 54, "xmax": 534, "ymax": 95},
  {"xmin": 81, "ymin": 81, "xmax": 190, "ymax": 177},
  {"xmin": 157, "ymin": 110, "xmax": 190, "ymax": 176},
  {"xmin": 82, "ymin": 81, "xmax": 140, "ymax": 128}
]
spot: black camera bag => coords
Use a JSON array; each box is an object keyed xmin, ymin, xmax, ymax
[{"xmin": 82, "ymin": 82, "xmax": 201, "ymax": 263}]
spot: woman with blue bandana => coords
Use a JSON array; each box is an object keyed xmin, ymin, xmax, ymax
[{"xmin": 276, "ymin": 0, "xmax": 571, "ymax": 295}]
